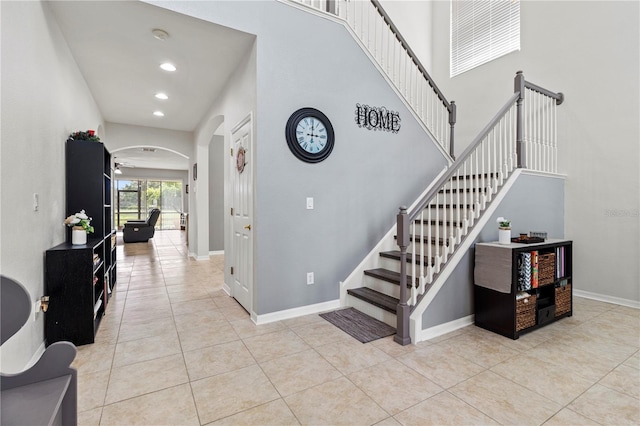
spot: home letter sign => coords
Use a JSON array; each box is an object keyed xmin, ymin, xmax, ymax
[{"xmin": 354, "ymin": 104, "xmax": 401, "ymax": 133}]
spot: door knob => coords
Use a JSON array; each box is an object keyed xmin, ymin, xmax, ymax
[{"xmin": 244, "ymin": 224, "xmax": 251, "ymax": 230}]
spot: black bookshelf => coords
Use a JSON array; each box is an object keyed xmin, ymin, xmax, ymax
[{"xmin": 45, "ymin": 140, "xmax": 116, "ymax": 346}]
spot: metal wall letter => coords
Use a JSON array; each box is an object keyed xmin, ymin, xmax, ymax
[{"xmin": 355, "ymin": 104, "xmax": 401, "ymax": 133}]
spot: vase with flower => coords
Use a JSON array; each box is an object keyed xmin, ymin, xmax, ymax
[
  {"xmin": 496, "ymin": 216, "xmax": 511, "ymax": 244},
  {"xmin": 65, "ymin": 210, "xmax": 94, "ymax": 245}
]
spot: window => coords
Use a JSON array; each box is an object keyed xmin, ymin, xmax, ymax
[
  {"xmin": 450, "ymin": 0, "xmax": 520, "ymax": 77},
  {"xmin": 116, "ymin": 179, "xmax": 183, "ymax": 230}
]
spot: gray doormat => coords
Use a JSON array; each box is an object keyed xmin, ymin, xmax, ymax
[{"xmin": 320, "ymin": 308, "xmax": 396, "ymax": 343}]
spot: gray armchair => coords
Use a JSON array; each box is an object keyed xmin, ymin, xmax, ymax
[
  {"xmin": 123, "ymin": 208, "xmax": 161, "ymax": 243},
  {"xmin": 1, "ymin": 275, "xmax": 77, "ymax": 425}
]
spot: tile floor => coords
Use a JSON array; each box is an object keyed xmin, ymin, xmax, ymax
[{"xmin": 76, "ymin": 231, "xmax": 639, "ymax": 425}]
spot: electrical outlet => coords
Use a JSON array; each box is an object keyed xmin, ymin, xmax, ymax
[
  {"xmin": 306, "ymin": 272, "xmax": 314, "ymax": 285},
  {"xmin": 33, "ymin": 193, "xmax": 39, "ymax": 211},
  {"xmin": 306, "ymin": 197, "xmax": 314, "ymax": 209},
  {"xmin": 33, "ymin": 300, "xmax": 40, "ymax": 320}
]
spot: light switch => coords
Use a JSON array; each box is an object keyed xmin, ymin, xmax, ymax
[{"xmin": 306, "ymin": 197, "xmax": 314, "ymax": 209}]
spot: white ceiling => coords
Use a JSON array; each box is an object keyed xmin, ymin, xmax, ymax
[{"xmin": 49, "ymin": 0, "xmax": 255, "ymax": 170}]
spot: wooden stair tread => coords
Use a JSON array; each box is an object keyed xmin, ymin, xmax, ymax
[
  {"xmin": 364, "ymin": 268, "xmax": 419, "ymax": 286},
  {"xmin": 347, "ymin": 287, "xmax": 398, "ymax": 313},
  {"xmin": 380, "ymin": 250, "xmax": 434, "ymax": 266}
]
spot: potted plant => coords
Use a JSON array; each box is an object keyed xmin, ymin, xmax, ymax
[
  {"xmin": 497, "ymin": 216, "xmax": 511, "ymax": 244},
  {"xmin": 64, "ymin": 210, "xmax": 94, "ymax": 245},
  {"xmin": 67, "ymin": 130, "xmax": 101, "ymax": 142}
]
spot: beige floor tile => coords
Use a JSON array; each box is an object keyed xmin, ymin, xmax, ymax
[
  {"xmin": 191, "ymin": 365, "xmax": 280, "ymax": 424},
  {"xmin": 281, "ymin": 313, "xmax": 326, "ymax": 329},
  {"xmin": 77, "ymin": 369, "xmax": 109, "ymax": 412},
  {"xmin": 552, "ymin": 328, "xmax": 638, "ymax": 364},
  {"xmin": 167, "ymin": 287, "xmax": 211, "ymax": 303},
  {"xmin": 525, "ymin": 338, "xmax": 622, "ymax": 382},
  {"xmin": 370, "ymin": 336, "xmax": 418, "ymax": 358},
  {"xmin": 177, "ymin": 320, "xmax": 240, "ymax": 352},
  {"xmin": 171, "ymin": 297, "xmax": 217, "ymax": 316},
  {"xmin": 173, "ymin": 309, "xmax": 227, "ymax": 330},
  {"xmin": 72, "ymin": 343, "xmax": 115, "ymax": 374},
  {"xmin": 260, "ymin": 349, "xmax": 342, "ymax": 396},
  {"xmin": 105, "ymin": 353, "xmax": 189, "ymax": 404},
  {"xmin": 424, "ymin": 326, "xmax": 470, "ymax": 344},
  {"xmin": 613, "ymin": 305, "xmax": 640, "ymax": 319},
  {"xmin": 243, "ymin": 329, "xmax": 311, "ymax": 363},
  {"xmin": 209, "ymin": 399, "xmax": 300, "ymax": 426},
  {"xmin": 398, "ymin": 344, "xmax": 485, "ymax": 389},
  {"xmin": 117, "ymin": 315, "xmax": 176, "ymax": 343},
  {"xmin": 120, "ymin": 304, "xmax": 173, "ymax": 323},
  {"xmin": 292, "ymin": 320, "xmax": 359, "ymax": 347},
  {"xmin": 542, "ymin": 408, "xmax": 600, "ymax": 425},
  {"xmin": 568, "ymin": 384, "xmax": 640, "ymax": 425},
  {"xmin": 113, "ymin": 331, "xmax": 181, "ymax": 367},
  {"xmin": 284, "ymin": 376, "xmax": 388, "ymax": 425},
  {"xmin": 394, "ymin": 391, "xmax": 499, "ymax": 425},
  {"xmin": 77, "ymin": 407, "xmax": 102, "ymax": 426},
  {"xmin": 449, "ymin": 370, "xmax": 562, "ymax": 425},
  {"xmin": 375, "ymin": 417, "xmax": 402, "ymax": 426},
  {"xmin": 125, "ymin": 286, "xmax": 169, "ymax": 300},
  {"xmin": 100, "ymin": 384, "xmax": 199, "ymax": 426},
  {"xmin": 229, "ymin": 317, "xmax": 287, "ymax": 339},
  {"xmin": 438, "ymin": 332, "xmax": 521, "ymax": 368},
  {"xmin": 315, "ymin": 339, "xmax": 392, "ymax": 375},
  {"xmin": 624, "ymin": 351, "xmax": 640, "ymax": 370},
  {"xmin": 183, "ymin": 340, "xmax": 256, "ymax": 381},
  {"xmin": 598, "ymin": 364, "xmax": 640, "ymax": 399},
  {"xmin": 348, "ymin": 359, "xmax": 443, "ymax": 415},
  {"xmin": 490, "ymin": 353, "xmax": 596, "ymax": 405},
  {"xmin": 219, "ymin": 304, "xmax": 251, "ymax": 321}
]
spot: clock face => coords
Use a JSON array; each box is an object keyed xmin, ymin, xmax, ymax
[{"xmin": 286, "ymin": 108, "xmax": 334, "ymax": 163}]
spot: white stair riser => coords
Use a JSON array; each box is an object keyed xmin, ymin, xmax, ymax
[{"xmin": 346, "ymin": 295, "xmax": 397, "ymax": 328}]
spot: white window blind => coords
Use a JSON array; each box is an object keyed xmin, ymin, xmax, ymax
[{"xmin": 450, "ymin": 0, "xmax": 520, "ymax": 77}]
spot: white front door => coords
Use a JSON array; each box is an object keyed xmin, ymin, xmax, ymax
[{"xmin": 230, "ymin": 115, "xmax": 253, "ymax": 313}]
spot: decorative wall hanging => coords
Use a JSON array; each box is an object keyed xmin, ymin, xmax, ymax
[
  {"xmin": 285, "ymin": 107, "xmax": 335, "ymax": 163},
  {"xmin": 354, "ymin": 104, "xmax": 401, "ymax": 133},
  {"xmin": 236, "ymin": 147, "xmax": 247, "ymax": 173}
]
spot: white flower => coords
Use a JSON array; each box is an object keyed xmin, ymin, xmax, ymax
[
  {"xmin": 496, "ymin": 217, "xmax": 506, "ymax": 223},
  {"xmin": 76, "ymin": 210, "xmax": 88, "ymax": 220}
]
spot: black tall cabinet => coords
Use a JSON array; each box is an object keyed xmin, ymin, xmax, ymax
[{"xmin": 45, "ymin": 140, "xmax": 117, "ymax": 346}]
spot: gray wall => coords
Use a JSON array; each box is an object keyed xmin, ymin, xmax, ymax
[
  {"xmin": 153, "ymin": 0, "xmax": 451, "ymax": 315},
  {"xmin": 0, "ymin": 0, "xmax": 105, "ymax": 371},
  {"xmin": 422, "ymin": 173, "xmax": 566, "ymax": 328},
  {"xmin": 430, "ymin": 1, "xmax": 639, "ymax": 303},
  {"xmin": 208, "ymin": 135, "xmax": 224, "ymax": 252}
]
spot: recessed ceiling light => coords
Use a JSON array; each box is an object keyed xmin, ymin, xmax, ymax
[
  {"xmin": 155, "ymin": 92, "xmax": 169, "ymax": 100},
  {"xmin": 153, "ymin": 111, "xmax": 165, "ymax": 117},
  {"xmin": 160, "ymin": 62, "xmax": 176, "ymax": 72},
  {"xmin": 152, "ymin": 29, "xmax": 169, "ymax": 41}
]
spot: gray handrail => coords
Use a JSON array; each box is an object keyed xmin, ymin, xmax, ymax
[
  {"xmin": 368, "ymin": 0, "xmax": 456, "ymax": 157},
  {"xmin": 395, "ymin": 71, "xmax": 564, "ymax": 345},
  {"xmin": 407, "ymin": 92, "xmax": 520, "ymax": 221}
]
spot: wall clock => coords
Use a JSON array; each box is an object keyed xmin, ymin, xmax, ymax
[{"xmin": 285, "ymin": 107, "xmax": 335, "ymax": 163}]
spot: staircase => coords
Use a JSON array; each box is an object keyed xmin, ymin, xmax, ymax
[
  {"xmin": 289, "ymin": 0, "xmax": 565, "ymax": 345},
  {"xmin": 347, "ymin": 73, "xmax": 564, "ymax": 344}
]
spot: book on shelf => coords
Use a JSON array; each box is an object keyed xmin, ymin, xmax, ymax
[{"xmin": 531, "ymin": 250, "xmax": 539, "ymax": 288}]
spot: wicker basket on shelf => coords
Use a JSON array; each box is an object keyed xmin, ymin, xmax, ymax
[
  {"xmin": 555, "ymin": 283, "xmax": 572, "ymax": 316},
  {"xmin": 516, "ymin": 294, "xmax": 537, "ymax": 331},
  {"xmin": 538, "ymin": 253, "xmax": 556, "ymax": 286}
]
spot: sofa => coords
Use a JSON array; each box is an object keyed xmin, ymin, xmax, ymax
[{"xmin": 123, "ymin": 208, "xmax": 161, "ymax": 243}]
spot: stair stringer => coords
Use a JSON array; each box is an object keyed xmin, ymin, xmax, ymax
[
  {"xmin": 408, "ymin": 168, "xmax": 525, "ymax": 343},
  {"xmin": 340, "ymin": 166, "xmax": 449, "ymax": 324}
]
